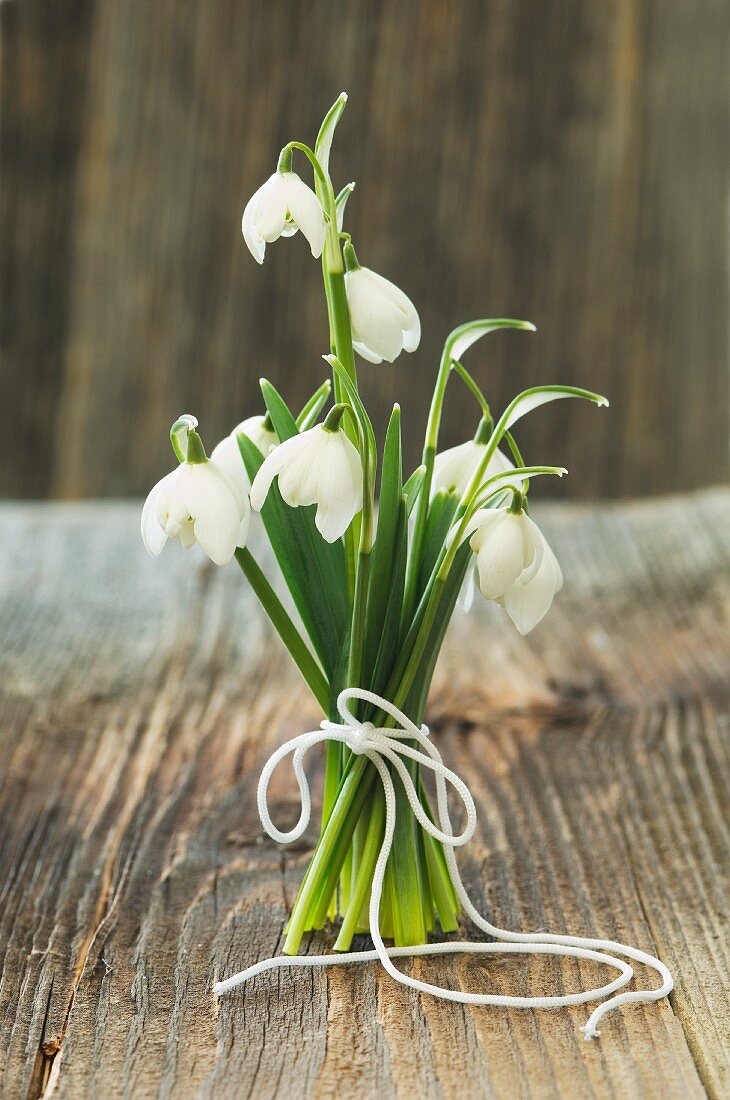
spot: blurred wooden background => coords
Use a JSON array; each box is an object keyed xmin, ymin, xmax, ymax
[{"xmin": 2, "ymin": 0, "xmax": 728, "ymax": 500}]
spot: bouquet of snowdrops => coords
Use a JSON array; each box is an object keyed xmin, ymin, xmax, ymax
[{"xmin": 141, "ymin": 93, "xmax": 608, "ymax": 959}]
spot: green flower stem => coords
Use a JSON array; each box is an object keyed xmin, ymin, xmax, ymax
[
  {"xmin": 234, "ymin": 548, "xmax": 329, "ymax": 713},
  {"xmin": 283, "ymin": 756, "xmax": 376, "ymax": 953},
  {"xmin": 313, "ymin": 155, "xmax": 359, "ymax": 592},
  {"xmin": 418, "ymin": 775, "xmax": 460, "ymax": 931},
  {"xmin": 308, "ymin": 765, "xmax": 378, "ymax": 931},
  {"xmin": 321, "ymin": 741, "xmax": 342, "ymax": 827},
  {"xmin": 347, "ymin": 546, "xmax": 372, "ymax": 696},
  {"xmin": 326, "ymin": 267, "xmax": 357, "ymax": 385},
  {"xmin": 389, "ymin": 761, "xmax": 428, "ymax": 945},
  {"xmin": 334, "ymin": 786, "xmax": 385, "ymax": 950},
  {"xmin": 424, "ymin": 830, "xmax": 460, "ymax": 932}
]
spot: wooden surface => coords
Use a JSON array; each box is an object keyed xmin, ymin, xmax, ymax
[
  {"xmin": 1, "ymin": 490, "xmax": 728, "ymax": 1099},
  {"xmin": 2, "ymin": 0, "xmax": 729, "ymax": 501}
]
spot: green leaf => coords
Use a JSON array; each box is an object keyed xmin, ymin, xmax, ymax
[
  {"xmin": 404, "ymin": 541, "xmax": 472, "ymax": 722},
  {"xmin": 444, "ymin": 318, "xmax": 536, "ymax": 365},
  {"xmin": 234, "ymin": 548, "xmax": 329, "ymax": 712},
  {"xmin": 499, "ymin": 385, "xmax": 608, "ymax": 434},
  {"xmin": 169, "ymin": 414, "xmax": 198, "ymax": 462},
  {"xmin": 296, "ymin": 379, "xmax": 331, "ymax": 430},
  {"xmin": 362, "ymin": 406, "xmax": 404, "ymax": 690},
  {"xmin": 259, "ymin": 378, "xmax": 299, "ymax": 442},
  {"xmin": 504, "ymin": 429, "xmax": 525, "ymax": 469},
  {"xmin": 238, "ymin": 434, "xmax": 349, "ymax": 677},
  {"xmin": 335, "ymin": 183, "xmax": 355, "ymax": 231},
  {"xmin": 417, "ymin": 490, "xmax": 459, "ymax": 597},
  {"xmin": 315, "ymin": 92, "xmax": 348, "ymax": 176},
  {"xmin": 367, "ymin": 504, "xmax": 407, "ymax": 700},
  {"xmin": 325, "ymin": 355, "xmax": 377, "ymax": 484},
  {"xmin": 403, "ymin": 465, "xmax": 426, "ymax": 517}
]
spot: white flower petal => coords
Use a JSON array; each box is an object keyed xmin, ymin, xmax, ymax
[
  {"xmin": 141, "ymin": 471, "xmax": 175, "ymax": 556},
  {"xmin": 311, "ymin": 433, "xmax": 363, "ymax": 541},
  {"xmin": 211, "ymin": 433, "xmax": 250, "ymax": 490},
  {"xmin": 242, "ymin": 172, "xmax": 325, "ymax": 263},
  {"xmin": 352, "ymin": 340, "xmax": 383, "ymax": 364},
  {"xmin": 240, "ymin": 414, "xmax": 277, "ymax": 455},
  {"xmin": 250, "ymin": 424, "xmax": 362, "ymax": 541},
  {"xmin": 515, "ymin": 513, "xmax": 545, "ymax": 581},
  {"xmin": 377, "ymin": 276, "xmax": 421, "ymax": 352},
  {"xmin": 180, "ymin": 464, "xmax": 242, "ymax": 566},
  {"xmin": 241, "ymin": 184, "xmax": 267, "ymax": 264},
  {"xmin": 433, "ymin": 440, "xmax": 483, "ymax": 495},
  {"xmin": 463, "ymin": 506, "xmax": 505, "ymax": 544},
  {"xmin": 277, "ymin": 431, "xmax": 323, "ymax": 507},
  {"xmin": 314, "ymin": 499, "xmax": 352, "ymax": 542},
  {"xmin": 236, "ymin": 503, "xmax": 251, "ymax": 549},
  {"xmin": 433, "ymin": 440, "xmax": 523, "ymax": 499},
  {"xmin": 254, "ymin": 175, "xmax": 290, "ymax": 242},
  {"xmin": 282, "ymin": 174, "xmax": 326, "ymax": 258},
  {"xmin": 403, "ymin": 313, "xmax": 421, "ymax": 352},
  {"xmin": 504, "ymin": 540, "xmax": 562, "ymax": 634},
  {"xmin": 473, "ymin": 512, "xmax": 526, "ymax": 600},
  {"xmin": 457, "ymin": 558, "xmax": 478, "ymax": 613},
  {"xmin": 345, "ymin": 267, "xmax": 420, "ymax": 363},
  {"xmin": 250, "ymin": 432, "xmax": 309, "ymax": 511},
  {"xmin": 179, "ymin": 519, "xmax": 197, "ymax": 549}
]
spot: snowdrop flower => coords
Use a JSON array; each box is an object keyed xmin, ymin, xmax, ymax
[
  {"xmin": 250, "ymin": 407, "xmax": 363, "ymax": 542},
  {"xmin": 211, "ymin": 415, "xmax": 278, "ymax": 492},
  {"xmin": 343, "ymin": 242, "xmax": 420, "ymax": 364},
  {"xmin": 242, "ymin": 170, "xmax": 326, "ymax": 264},
  {"xmin": 433, "ymin": 439, "xmax": 521, "ymax": 497},
  {"xmin": 502, "ymin": 533, "xmax": 563, "ymax": 635},
  {"xmin": 141, "ymin": 423, "xmax": 250, "ymax": 566},
  {"xmin": 460, "ymin": 504, "xmax": 562, "ymax": 633}
]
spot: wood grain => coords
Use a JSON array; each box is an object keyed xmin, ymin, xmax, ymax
[
  {"xmin": 1, "ymin": 1, "xmax": 728, "ymax": 500},
  {"xmin": 0, "ymin": 490, "xmax": 728, "ymax": 1098}
]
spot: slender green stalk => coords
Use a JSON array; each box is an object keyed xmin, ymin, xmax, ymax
[
  {"xmin": 283, "ymin": 757, "xmax": 376, "ymax": 952},
  {"xmin": 403, "ymin": 349, "xmax": 451, "ymax": 625},
  {"xmin": 335, "ymin": 786, "xmax": 385, "ymax": 949},
  {"xmin": 234, "ymin": 548, "xmax": 329, "ymax": 712},
  {"xmin": 389, "ymin": 762, "xmax": 428, "ymax": 945}
]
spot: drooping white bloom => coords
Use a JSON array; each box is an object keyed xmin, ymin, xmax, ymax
[
  {"xmin": 502, "ymin": 535, "xmax": 563, "ymax": 634},
  {"xmin": 345, "ymin": 266, "xmax": 420, "ymax": 363},
  {"xmin": 250, "ymin": 423, "xmax": 363, "ymax": 542},
  {"xmin": 211, "ymin": 416, "xmax": 278, "ymax": 491},
  {"xmin": 141, "ymin": 459, "xmax": 250, "ymax": 566},
  {"xmin": 433, "ymin": 439, "xmax": 522, "ymax": 497},
  {"xmin": 460, "ymin": 506, "xmax": 562, "ymax": 633},
  {"xmin": 242, "ymin": 171, "xmax": 326, "ymax": 264}
]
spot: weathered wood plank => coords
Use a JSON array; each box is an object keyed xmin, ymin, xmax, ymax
[
  {"xmin": 0, "ymin": 490, "xmax": 728, "ymax": 1098},
  {"xmin": 2, "ymin": 1, "xmax": 728, "ymax": 500}
]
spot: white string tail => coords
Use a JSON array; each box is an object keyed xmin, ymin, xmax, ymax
[{"xmin": 215, "ymin": 688, "xmax": 673, "ymax": 1039}]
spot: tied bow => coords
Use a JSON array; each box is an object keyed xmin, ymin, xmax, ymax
[{"xmin": 216, "ymin": 688, "xmax": 673, "ymax": 1040}]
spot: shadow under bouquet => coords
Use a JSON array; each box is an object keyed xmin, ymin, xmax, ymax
[{"xmin": 142, "ymin": 94, "xmax": 671, "ymax": 1039}]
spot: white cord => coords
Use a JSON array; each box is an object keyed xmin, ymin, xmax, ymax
[{"xmin": 215, "ymin": 688, "xmax": 673, "ymax": 1039}]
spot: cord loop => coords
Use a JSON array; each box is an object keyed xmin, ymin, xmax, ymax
[{"xmin": 218, "ymin": 687, "xmax": 673, "ymax": 1039}]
